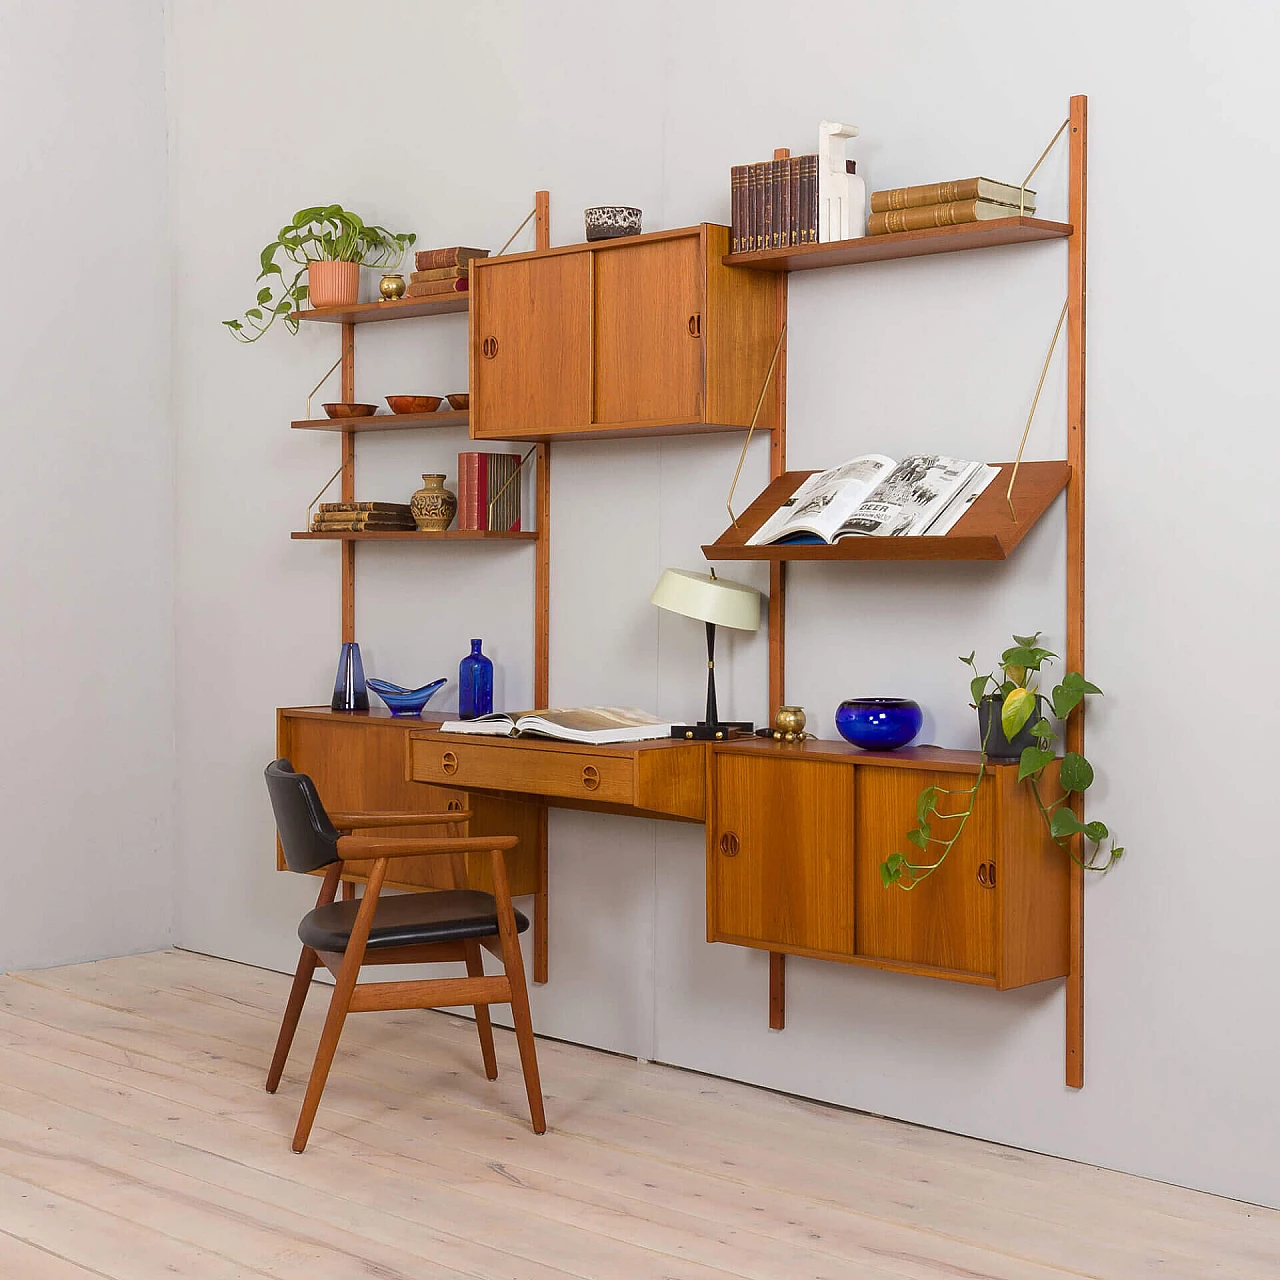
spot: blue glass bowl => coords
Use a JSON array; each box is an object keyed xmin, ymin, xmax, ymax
[
  {"xmin": 835, "ymin": 698, "xmax": 923, "ymax": 751},
  {"xmin": 367, "ymin": 677, "xmax": 447, "ymax": 717}
]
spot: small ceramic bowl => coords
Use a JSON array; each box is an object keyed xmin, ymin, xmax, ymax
[
  {"xmin": 386, "ymin": 395, "xmax": 443, "ymax": 415},
  {"xmin": 584, "ymin": 205, "xmax": 643, "ymax": 241},
  {"xmin": 367, "ymin": 677, "xmax": 447, "ymax": 717},
  {"xmin": 323, "ymin": 402, "xmax": 378, "ymax": 419},
  {"xmin": 835, "ymin": 698, "xmax": 923, "ymax": 751},
  {"xmin": 446, "ymin": 393, "xmax": 470, "ymax": 411}
]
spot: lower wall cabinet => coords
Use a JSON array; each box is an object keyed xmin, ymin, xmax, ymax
[{"xmin": 707, "ymin": 740, "xmax": 1069, "ymax": 989}]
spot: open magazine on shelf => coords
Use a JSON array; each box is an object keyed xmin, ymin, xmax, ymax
[
  {"xmin": 747, "ymin": 454, "xmax": 999, "ymax": 546},
  {"xmin": 439, "ymin": 706, "xmax": 672, "ymax": 745}
]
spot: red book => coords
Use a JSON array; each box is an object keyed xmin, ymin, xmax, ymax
[{"xmin": 414, "ymin": 246, "xmax": 489, "ymax": 271}]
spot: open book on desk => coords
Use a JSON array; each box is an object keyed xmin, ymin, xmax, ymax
[
  {"xmin": 439, "ymin": 706, "xmax": 673, "ymax": 745},
  {"xmin": 747, "ymin": 453, "xmax": 999, "ymax": 546}
]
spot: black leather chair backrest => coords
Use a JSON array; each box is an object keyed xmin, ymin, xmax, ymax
[{"xmin": 264, "ymin": 759, "xmax": 341, "ymax": 874}]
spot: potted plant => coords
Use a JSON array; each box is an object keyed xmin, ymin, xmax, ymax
[
  {"xmin": 881, "ymin": 632, "xmax": 1123, "ymax": 889},
  {"xmin": 223, "ymin": 205, "xmax": 416, "ymax": 342}
]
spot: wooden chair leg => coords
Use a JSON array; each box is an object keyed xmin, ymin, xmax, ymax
[
  {"xmin": 464, "ymin": 940, "xmax": 498, "ymax": 1080},
  {"xmin": 491, "ymin": 848, "xmax": 546, "ymax": 1134},
  {"xmin": 266, "ymin": 946, "xmax": 317, "ymax": 1093},
  {"xmin": 292, "ymin": 859, "xmax": 386, "ymax": 1153}
]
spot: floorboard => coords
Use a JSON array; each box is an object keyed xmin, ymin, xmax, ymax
[{"xmin": 0, "ymin": 950, "xmax": 1275, "ymax": 1280}]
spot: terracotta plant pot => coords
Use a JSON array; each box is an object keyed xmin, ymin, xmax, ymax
[{"xmin": 308, "ymin": 260, "xmax": 360, "ymax": 309}]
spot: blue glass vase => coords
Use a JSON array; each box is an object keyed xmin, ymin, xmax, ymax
[
  {"xmin": 330, "ymin": 641, "xmax": 369, "ymax": 712},
  {"xmin": 835, "ymin": 697, "xmax": 923, "ymax": 751},
  {"xmin": 458, "ymin": 639, "xmax": 494, "ymax": 719}
]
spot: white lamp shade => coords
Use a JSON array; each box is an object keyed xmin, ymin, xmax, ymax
[{"xmin": 649, "ymin": 568, "xmax": 761, "ymax": 632}]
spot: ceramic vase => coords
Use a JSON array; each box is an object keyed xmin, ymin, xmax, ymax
[
  {"xmin": 307, "ymin": 260, "xmax": 360, "ymax": 309},
  {"xmin": 410, "ymin": 474, "xmax": 457, "ymax": 531}
]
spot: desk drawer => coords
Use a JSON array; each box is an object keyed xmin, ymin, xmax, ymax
[{"xmin": 411, "ymin": 737, "xmax": 635, "ymax": 806}]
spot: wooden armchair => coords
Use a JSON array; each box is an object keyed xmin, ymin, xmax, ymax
[{"xmin": 263, "ymin": 758, "xmax": 545, "ymax": 1152}]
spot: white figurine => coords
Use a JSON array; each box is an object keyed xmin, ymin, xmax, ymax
[{"xmin": 818, "ymin": 121, "xmax": 866, "ymax": 242}]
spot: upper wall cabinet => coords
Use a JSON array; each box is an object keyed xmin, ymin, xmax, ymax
[{"xmin": 469, "ymin": 225, "xmax": 784, "ymax": 441}]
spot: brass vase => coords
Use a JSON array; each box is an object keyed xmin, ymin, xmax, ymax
[
  {"xmin": 410, "ymin": 474, "xmax": 457, "ymax": 531},
  {"xmin": 379, "ymin": 272, "xmax": 406, "ymax": 301}
]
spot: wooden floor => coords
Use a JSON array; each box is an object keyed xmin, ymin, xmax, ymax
[{"xmin": 0, "ymin": 951, "xmax": 1275, "ymax": 1279}]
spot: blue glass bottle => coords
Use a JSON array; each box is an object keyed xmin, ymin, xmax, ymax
[{"xmin": 458, "ymin": 638, "xmax": 493, "ymax": 719}]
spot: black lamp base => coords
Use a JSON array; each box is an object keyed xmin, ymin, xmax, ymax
[{"xmin": 670, "ymin": 720, "xmax": 754, "ymax": 742}]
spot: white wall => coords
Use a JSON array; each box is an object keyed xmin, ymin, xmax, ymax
[
  {"xmin": 168, "ymin": 0, "xmax": 1280, "ymax": 1208},
  {"xmin": 0, "ymin": 1, "xmax": 174, "ymax": 970}
]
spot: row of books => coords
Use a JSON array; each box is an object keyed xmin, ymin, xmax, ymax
[
  {"xmin": 406, "ymin": 245, "xmax": 489, "ymax": 299},
  {"xmin": 458, "ymin": 451, "xmax": 522, "ymax": 532},
  {"xmin": 310, "ymin": 502, "xmax": 415, "ymax": 532},
  {"xmin": 729, "ymin": 155, "xmax": 820, "ymax": 254},
  {"xmin": 868, "ymin": 176, "xmax": 1034, "ymax": 236}
]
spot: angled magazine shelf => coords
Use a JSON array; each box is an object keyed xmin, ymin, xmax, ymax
[{"xmin": 703, "ymin": 461, "xmax": 1069, "ymax": 562}]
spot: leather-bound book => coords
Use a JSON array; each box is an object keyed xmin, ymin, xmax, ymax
[
  {"xmin": 867, "ymin": 199, "xmax": 1033, "ymax": 235},
  {"xmin": 870, "ymin": 178, "xmax": 1035, "ymax": 214},
  {"xmin": 406, "ymin": 277, "xmax": 470, "ymax": 297},
  {"xmin": 787, "ymin": 156, "xmax": 801, "ymax": 247},
  {"xmin": 799, "ymin": 154, "xmax": 819, "ymax": 244},
  {"xmin": 410, "ymin": 266, "xmax": 469, "ymax": 282},
  {"xmin": 316, "ymin": 501, "xmax": 413, "ymax": 516},
  {"xmin": 730, "ymin": 164, "xmax": 747, "ymax": 254},
  {"xmin": 414, "ymin": 246, "xmax": 489, "ymax": 271}
]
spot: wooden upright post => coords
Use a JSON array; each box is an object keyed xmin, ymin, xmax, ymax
[
  {"xmin": 1065, "ymin": 95, "xmax": 1088, "ymax": 1089},
  {"xmin": 533, "ymin": 190, "xmax": 551, "ymax": 984},
  {"xmin": 340, "ymin": 323, "xmax": 356, "ymax": 642}
]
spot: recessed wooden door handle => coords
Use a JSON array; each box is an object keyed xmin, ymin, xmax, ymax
[
  {"xmin": 581, "ymin": 765, "xmax": 600, "ymax": 791},
  {"xmin": 446, "ymin": 798, "xmax": 464, "ymax": 812},
  {"xmin": 977, "ymin": 861, "xmax": 997, "ymax": 887},
  {"xmin": 687, "ymin": 313, "xmax": 702, "ymax": 337},
  {"xmin": 441, "ymin": 751, "xmax": 459, "ymax": 775},
  {"xmin": 481, "ymin": 335, "xmax": 499, "ymax": 359},
  {"xmin": 719, "ymin": 832, "xmax": 740, "ymax": 857}
]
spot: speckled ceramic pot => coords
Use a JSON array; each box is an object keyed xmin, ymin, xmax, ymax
[{"xmin": 584, "ymin": 205, "xmax": 643, "ymax": 240}]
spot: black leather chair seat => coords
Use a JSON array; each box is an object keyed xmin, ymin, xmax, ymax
[{"xmin": 299, "ymin": 889, "xmax": 530, "ymax": 954}]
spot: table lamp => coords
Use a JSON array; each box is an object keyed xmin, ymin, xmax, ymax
[{"xmin": 650, "ymin": 567, "xmax": 762, "ymax": 740}]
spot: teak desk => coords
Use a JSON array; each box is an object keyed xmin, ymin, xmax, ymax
[{"xmin": 277, "ymin": 708, "xmax": 1069, "ymax": 1030}]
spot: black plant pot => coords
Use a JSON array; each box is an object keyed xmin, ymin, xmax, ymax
[{"xmin": 977, "ymin": 694, "xmax": 1043, "ymax": 760}]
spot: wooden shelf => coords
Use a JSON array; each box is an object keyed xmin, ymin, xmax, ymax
[
  {"xmin": 295, "ymin": 294, "xmax": 469, "ymax": 325},
  {"xmin": 291, "ymin": 410, "xmax": 469, "ymax": 433},
  {"xmin": 292, "ymin": 529, "xmax": 536, "ymax": 542},
  {"xmin": 723, "ymin": 217, "xmax": 1072, "ymax": 273},
  {"xmin": 703, "ymin": 461, "xmax": 1069, "ymax": 562}
]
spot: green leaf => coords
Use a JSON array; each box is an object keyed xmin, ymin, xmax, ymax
[
  {"xmin": 222, "ymin": 319, "xmax": 242, "ymax": 329},
  {"xmin": 959, "ymin": 651, "xmax": 976, "ymax": 666},
  {"xmin": 256, "ymin": 286, "xmax": 273, "ymax": 305},
  {"xmin": 1109, "ymin": 846, "xmax": 1125, "ymax": 861},
  {"xmin": 970, "ymin": 674, "xmax": 991, "ymax": 707},
  {"xmin": 916, "ymin": 786, "xmax": 940, "ymax": 823},
  {"xmin": 881, "ymin": 853, "xmax": 905, "ymax": 888},
  {"xmin": 1059, "ymin": 752, "xmax": 1095, "ymax": 792},
  {"xmin": 246, "ymin": 308, "xmax": 263, "ymax": 320},
  {"xmin": 1028, "ymin": 717, "xmax": 1056, "ymax": 739},
  {"xmin": 1061, "ymin": 671, "xmax": 1103, "ymax": 696},
  {"xmin": 907, "ymin": 826, "xmax": 929, "ymax": 850},
  {"xmin": 1000, "ymin": 679, "xmax": 1016, "ymax": 696},
  {"xmin": 1083, "ymin": 820, "xmax": 1109, "ymax": 842},
  {"xmin": 1018, "ymin": 746, "xmax": 1056, "ymax": 781},
  {"xmin": 1051, "ymin": 684, "xmax": 1084, "ymax": 719},
  {"xmin": 1050, "ymin": 808, "xmax": 1085, "ymax": 839},
  {"xmin": 1012, "ymin": 632, "xmax": 1042, "ymax": 647},
  {"xmin": 1002, "ymin": 688, "xmax": 1036, "ymax": 740}
]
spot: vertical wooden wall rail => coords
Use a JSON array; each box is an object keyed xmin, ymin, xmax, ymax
[
  {"xmin": 1065, "ymin": 95, "xmax": 1088, "ymax": 1088},
  {"xmin": 767, "ymin": 149, "xmax": 790, "ymax": 1030},
  {"xmin": 340, "ymin": 322, "xmax": 356, "ymax": 642},
  {"xmin": 533, "ymin": 190, "xmax": 551, "ymax": 984}
]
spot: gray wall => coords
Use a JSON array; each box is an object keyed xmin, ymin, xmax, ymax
[
  {"xmin": 162, "ymin": 0, "xmax": 1280, "ymax": 1208},
  {"xmin": 0, "ymin": 1, "xmax": 174, "ymax": 969}
]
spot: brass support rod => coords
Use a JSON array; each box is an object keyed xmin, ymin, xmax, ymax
[
  {"xmin": 1006, "ymin": 298, "xmax": 1068, "ymax": 521},
  {"xmin": 726, "ymin": 321, "xmax": 788, "ymax": 527},
  {"xmin": 1020, "ymin": 117, "xmax": 1070, "ymax": 216}
]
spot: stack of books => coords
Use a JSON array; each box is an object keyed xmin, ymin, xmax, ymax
[
  {"xmin": 729, "ymin": 156, "xmax": 819, "ymax": 254},
  {"xmin": 407, "ymin": 246, "xmax": 489, "ymax": 298},
  {"xmin": 310, "ymin": 501, "xmax": 416, "ymax": 533},
  {"xmin": 457, "ymin": 452, "xmax": 522, "ymax": 532},
  {"xmin": 867, "ymin": 177, "xmax": 1034, "ymax": 236}
]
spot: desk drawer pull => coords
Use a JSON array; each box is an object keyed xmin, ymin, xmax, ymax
[
  {"xmin": 582, "ymin": 765, "xmax": 600, "ymax": 791},
  {"xmin": 719, "ymin": 831, "xmax": 740, "ymax": 857},
  {"xmin": 441, "ymin": 751, "xmax": 459, "ymax": 776},
  {"xmin": 977, "ymin": 860, "xmax": 997, "ymax": 888},
  {"xmin": 687, "ymin": 313, "xmax": 702, "ymax": 338},
  {"xmin": 481, "ymin": 335, "xmax": 499, "ymax": 359}
]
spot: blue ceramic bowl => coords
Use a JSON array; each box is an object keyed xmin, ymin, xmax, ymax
[
  {"xmin": 835, "ymin": 698, "xmax": 923, "ymax": 751},
  {"xmin": 367, "ymin": 677, "xmax": 447, "ymax": 717}
]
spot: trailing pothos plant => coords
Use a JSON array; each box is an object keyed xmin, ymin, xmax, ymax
[
  {"xmin": 223, "ymin": 204, "xmax": 416, "ymax": 343},
  {"xmin": 881, "ymin": 632, "xmax": 1124, "ymax": 890}
]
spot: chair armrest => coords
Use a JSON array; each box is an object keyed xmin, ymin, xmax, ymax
[
  {"xmin": 336, "ymin": 834, "xmax": 519, "ymax": 862},
  {"xmin": 328, "ymin": 810, "xmax": 472, "ymax": 831}
]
